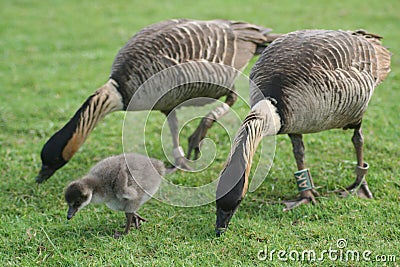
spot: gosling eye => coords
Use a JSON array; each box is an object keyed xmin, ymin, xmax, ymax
[{"xmin": 73, "ymin": 195, "xmax": 88, "ymax": 207}]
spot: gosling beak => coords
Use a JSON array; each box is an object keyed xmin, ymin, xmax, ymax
[
  {"xmin": 67, "ymin": 206, "xmax": 78, "ymax": 220},
  {"xmin": 215, "ymin": 206, "xmax": 236, "ymax": 237},
  {"xmin": 36, "ymin": 165, "xmax": 56, "ymax": 183}
]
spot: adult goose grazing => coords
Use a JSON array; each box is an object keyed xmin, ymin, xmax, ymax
[
  {"xmin": 36, "ymin": 19, "xmax": 280, "ymax": 183},
  {"xmin": 215, "ymin": 29, "xmax": 391, "ymax": 236}
]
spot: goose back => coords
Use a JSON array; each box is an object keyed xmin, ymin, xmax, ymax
[
  {"xmin": 110, "ymin": 19, "xmax": 272, "ymax": 111},
  {"xmin": 249, "ymin": 30, "xmax": 391, "ymax": 134}
]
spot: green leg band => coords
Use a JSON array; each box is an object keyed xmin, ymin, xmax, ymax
[{"xmin": 294, "ymin": 169, "xmax": 314, "ymax": 192}]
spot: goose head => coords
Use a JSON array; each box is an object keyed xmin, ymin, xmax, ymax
[{"xmin": 36, "ymin": 102, "xmax": 88, "ymax": 183}]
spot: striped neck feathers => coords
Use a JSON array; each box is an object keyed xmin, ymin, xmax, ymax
[
  {"xmin": 61, "ymin": 79, "xmax": 123, "ymax": 161},
  {"xmin": 216, "ymin": 98, "xmax": 281, "ymax": 208},
  {"xmin": 236, "ymin": 98, "xmax": 281, "ymax": 196}
]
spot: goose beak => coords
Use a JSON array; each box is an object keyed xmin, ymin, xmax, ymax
[
  {"xmin": 215, "ymin": 207, "xmax": 235, "ymax": 237},
  {"xmin": 36, "ymin": 165, "xmax": 56, "ymax": 183},
  {"xmin": 67, "ymin": 206, "xmax": 78, "ymax": 220}
]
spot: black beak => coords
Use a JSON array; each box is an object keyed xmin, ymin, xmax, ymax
[
  {"xmin": 215, "ymin": 206, "xmax": 236, "ymax": 237},
  {"xmin": 36, "ymin": 165, "xmax": 57, "ymax": 183},
  {"xmin": 67, "ymin": 206, "xmax": 78, "ymax": 220}
]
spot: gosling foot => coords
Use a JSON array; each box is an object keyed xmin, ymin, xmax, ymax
[
  {"xmin": 113, "ymin": 213, "xmax": 147, "ymax": 238},
  {"xmin": 133, "ymin": 213, "xmax": 147, "ymax": 229}
]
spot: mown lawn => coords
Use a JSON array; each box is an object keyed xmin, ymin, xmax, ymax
[{"xmin": 1, "ymin": 0, "xmax": 399, "ymax": 266}]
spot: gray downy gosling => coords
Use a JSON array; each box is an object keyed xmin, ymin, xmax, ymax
[{"xmin": 65, "ymin": 153, "xmax": 165, "ymax": 238}]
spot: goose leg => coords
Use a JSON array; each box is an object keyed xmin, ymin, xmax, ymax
[
  {"xmin": 165, "ymin": 110, "xmax": 191, "ymax": 170},
  {"xmin": 114, "ymin": 212, "xmax": 134, "ymax": 238},
  {"xmin": 339, "ymin": 126, "xmax": 373, "ymax": 198},
  {"xmin": 187, "ymin": 89, "xmax": 237, "ymax": 160},
  {"xmin": 124, "ymin": 212, "xmax": 134, "ymax": 234},
  {"xmin": 133, "ymin": 213, "xmax": 147, "ymax": 229},
  {"xmin": 113, "ymin": 212, "xmax": 147, "ymax": 238},
  {"xmin": 283, "ymin": 134, "xmax": 320, "ymax": 211}
]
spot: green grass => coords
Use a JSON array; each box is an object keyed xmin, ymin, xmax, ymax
[{"xmin": 1, "ymin": 0, "xmax": 400, "ymax": 266}]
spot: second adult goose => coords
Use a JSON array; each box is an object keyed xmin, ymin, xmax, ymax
[
  {"xmin": 36, "ymin": 19, "xmax": 279, "ymax": 183},
  {"xmin": 215, "ymin": 29, "xmax": 391, "ymax": 236}
]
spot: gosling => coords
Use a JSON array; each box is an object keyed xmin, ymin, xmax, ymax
[{"xmin": 64, "ymin": 153, "xmax": 165, "ymax": 237}]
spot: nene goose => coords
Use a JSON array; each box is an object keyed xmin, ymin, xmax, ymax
[
  {"xmin": 36, "ymin": 19, "xmax": 280, "ymax": 183},
  {"xmin": 215, "ymin": 29, "xmax": 391, "ymax": 236},
  {"xmin": 65, "ymin": 153, "xmax": 165, "ymax": 238}
]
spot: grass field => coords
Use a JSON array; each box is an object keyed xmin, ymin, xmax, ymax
[{"xmin": 1, "ymin": 0, "xmax": 399, "ymax": 266}]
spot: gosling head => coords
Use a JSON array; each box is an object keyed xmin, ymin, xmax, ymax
[{"xmin": 64, "ymin": 181, "xmax": 93, "ymax": 220}]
